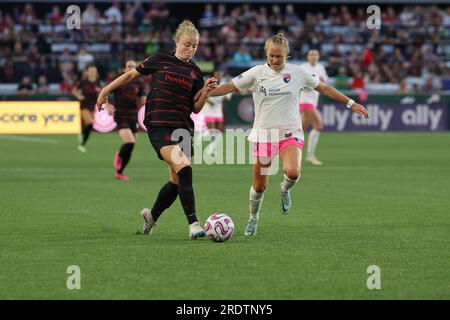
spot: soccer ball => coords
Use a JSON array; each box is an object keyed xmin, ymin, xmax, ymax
[{"xmin": 204, "ymin": 213, "xmax": 235, "ymax": 242}]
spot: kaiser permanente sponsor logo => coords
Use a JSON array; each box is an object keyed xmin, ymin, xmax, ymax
[
  {"xmin": 319, "ymin": 104, "xmax": 445, "ymax": 131},
  {"xmin": 267, "ymin": 88, "xmax": 291, "ymax": 96},
  {"xmin": 259, "ymin": 86, "xmax": 291, "ymax": 97}
]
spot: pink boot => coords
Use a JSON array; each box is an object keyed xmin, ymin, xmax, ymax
[
  {"xmin": 114, "ymin": 152, "xmax": 122, "ymax": 171},
  {"xmin": 115, "ymin": 173, "xmax": 130, "ymax": 181}
]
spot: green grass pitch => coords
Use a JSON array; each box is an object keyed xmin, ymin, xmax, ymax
[{"xmin": 0, "ymin": 132, "xmax": 449, "ymax": 299}]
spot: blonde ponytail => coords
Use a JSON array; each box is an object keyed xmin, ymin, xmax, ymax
[{"xmin": 174, "ymin": 20, "xmax": 199, "ymax": 43}]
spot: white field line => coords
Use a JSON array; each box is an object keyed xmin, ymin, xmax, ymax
[{"xmin": 0, "ymin": 135, "xmax": 58, "ymax": 144}]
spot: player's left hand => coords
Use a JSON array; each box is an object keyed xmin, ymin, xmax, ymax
[{"xmin": 351, "ymin": 103, "xmax": 369, "ymax": 119}]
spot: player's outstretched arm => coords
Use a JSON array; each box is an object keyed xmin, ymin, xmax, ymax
[
  {"xmin": 193, "ymin": 77, "xmax": 218, "ymax": 113},
  {"xmin": 315, "ymin": 81, "xmax": 369, "ymax": 118},
  {"xmin": 96, "ymin": 69, "xmax": 141, "ymax": 111},
  {"xmin": 207, "ymin": 81, "xmax": 237, "ymax": 97}
]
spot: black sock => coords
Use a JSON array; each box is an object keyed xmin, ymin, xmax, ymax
[
  {"xmin": 117, "ymin": 143, "xmax": 135, "ymax": 174},
  {"xmin": 81, "ymin": 124, "xmax": 93, "ymax": 146},
  {"xmin": 177, "ymin": 166, "xmax": 198, "ymax": 225},
  {"xmin": 151, "ymin": 181, "xmax": 179, "ymax": 222}
]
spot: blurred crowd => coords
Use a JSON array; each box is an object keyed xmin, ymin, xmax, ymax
[{"xmin": 1, "ymin": 1, "xmax": 450, "ymax": 95}]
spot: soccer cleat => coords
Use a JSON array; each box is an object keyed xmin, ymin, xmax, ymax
[
  {"xmin": 280, "ymin": 187, "xmax": 291, "ymax": 214},
  {"xmin": 244, "ymin": 218, "xmax": 258, "ymax": 236},
  {"xmin": 114, "ymin": 152, "xmax": 122, "ymax": 171},
  {"xmin": 141, "ymin": 208, "xmax": 156, "ymax": 235},
  {"xmin": 78, "ymin": 145, "xmax": 87, "ymax": 153},
  {"xmin": 115, "ymin": 173, "xmax": 130, "ymax": 181},
  {"xmin": 189, "ymin": 221, "xmax": 206, "ymax": 239},
  {"xmin": 306, "ymin": 156, "xmax": 323, "ymax": 166}
]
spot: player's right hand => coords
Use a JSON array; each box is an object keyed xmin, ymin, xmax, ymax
[{"xmin": 351, "ymin": 103, "xmax": 369, "ymax": 119}]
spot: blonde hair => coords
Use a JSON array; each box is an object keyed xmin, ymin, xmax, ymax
[
  {"xmin": 264, "ymin": 33, "xmax": 290, "ymax": 55},
  {"xmin": 173, "ymin": 20, "xmax": 199, "ymax": 43}
]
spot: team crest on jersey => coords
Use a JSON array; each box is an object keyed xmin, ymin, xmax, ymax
[
  {"xmin": 282, "ymin": 73, "xmax": 291, "ymax": 83},
  {"xmin": 259, "ymin": 85, "xmax": 267, "ymax": 96},
  {"xmin": 190, "ymin": 70, "xmax": 197, "ymax": 79}
]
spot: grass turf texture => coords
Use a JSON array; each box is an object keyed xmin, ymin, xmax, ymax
[{"xmin": 0, "ymin": 132, "xmax": 449, "ymax": 299}]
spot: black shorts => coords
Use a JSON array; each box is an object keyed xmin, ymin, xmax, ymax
[
  {"xmin": 147, "ymin": 126, "xmax": 194, "ymax": 160},
  {"xmin": 114, "ymin": 116, "xmax": 138, "ymax": 133}
]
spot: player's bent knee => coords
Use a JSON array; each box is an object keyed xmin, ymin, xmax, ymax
[
  {"xmin": 253, "ymin": 183, "xmax": 267, "ymax": 193},
  {"xmin": 285, "ymin": 171, "xmax": 300, "ymax": 180}
]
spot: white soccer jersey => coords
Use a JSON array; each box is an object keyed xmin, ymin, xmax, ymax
[
  {"xmin": 232, "ymin": 63, "xmax": 320, "ymax": 142},
  {"xmin": 299, "ymin": 62, "xmax": 328, "ymax": 106}
]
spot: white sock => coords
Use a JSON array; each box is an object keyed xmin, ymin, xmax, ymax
[
  {"xmin": 249, "ymin": 186, "xmax": 264, "ymax": 221},
  {"xmin": 280, "ymin": 174, "xmax": 299, "ymax": 192},
  {"xmin": 307, "ymin": 129, "xmax": 320, "ymax": 158}
]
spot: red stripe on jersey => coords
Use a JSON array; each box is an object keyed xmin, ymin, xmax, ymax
[
  {"xmin": 160, "ymin": 70, "xmax": 193, "ymax": 79},
  {"xmin": 147, "ymin": 109, "xmax": 184, "ymax": 115},
  {"xmin": 149, "ymin": 120, "xmax": 187, "ymax": 124},
  {"xmin": 157, "ymin": 79, "xmax": 191, "ymax": 91},
  {"xmin": 157, "ymin": 80, "xmax": 173, "ymax": 86},
  {"xmin": 153, "ymin": 98, "xmax": 191, "ymax": 111},
  {"xmin": 154, "ymin": 87, "xmax": 190, "ymax": 101},
  {"xmin": 156, "ymin": 61, "xmax": 193, "ymax": 71},
  {"xmin": 155, "ymin": 54, "xmax": 201, "ymax": 77}
]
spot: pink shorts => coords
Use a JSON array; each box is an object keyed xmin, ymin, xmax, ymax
[
  {"xmin": 299, "ymin": 103, "xmax": 316, "ymax": 112},
  {"xmin": 204, "ymin": 116, "xmax": 224, "ymax": 123},
  {"xmin": 253, "ymin": 137, "xmax": 304, "ymax": 158}
]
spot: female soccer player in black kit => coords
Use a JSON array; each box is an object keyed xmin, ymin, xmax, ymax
[
  {"xmin": 107, "ymin": 60, "xmax": 147, "ymax": 181},
  {"xmin": 97, "ymin": 20, "xmax": 217, "ymax": 239},
  {"xmin": 72, "ymin": 65, "xmax": 101, "ymax": 153}
]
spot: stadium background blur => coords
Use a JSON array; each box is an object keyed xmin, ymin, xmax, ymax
[{"xmin": 1, "ymin": 0, "xmax": 449, "ymax": 98}]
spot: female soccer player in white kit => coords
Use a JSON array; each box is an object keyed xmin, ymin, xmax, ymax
[
  {"xmin": 300, "ymin": 49, "xmax": 328, "ymax": 166},
  {"xmin": 208, "ymin": 34, "xmax": 368, "ymax": 236}
]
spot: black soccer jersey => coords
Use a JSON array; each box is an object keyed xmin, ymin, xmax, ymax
[
  {"xmin": 113, "ymin": 80, "xmax": 145, "ymax": 118},
  {"xmin": 135, "ymin": 52, "xmax": 204, "ymax": 134},
  {"xmin": 77, "ymin": 80, "xmax": 101, "ymax": 110}
]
